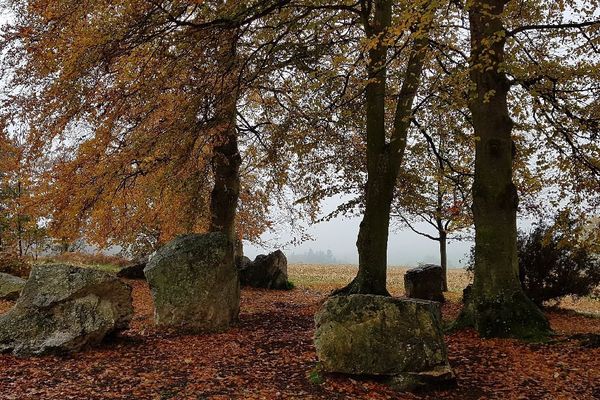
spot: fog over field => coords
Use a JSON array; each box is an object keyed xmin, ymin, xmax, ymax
[{"xmin": 246, "ymin": 214, "xmax": 474, "ymax": 268}]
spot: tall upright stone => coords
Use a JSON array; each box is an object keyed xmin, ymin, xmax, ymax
[{"xmin": 144, "ymin": 233, "xmax": 239, "ymax": 332}]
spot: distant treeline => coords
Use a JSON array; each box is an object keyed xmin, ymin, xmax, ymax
[{"xmin": 287, "ymin": 249, "xmax": 341, "ymax": 265}]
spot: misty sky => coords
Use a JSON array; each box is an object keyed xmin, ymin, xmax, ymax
[
  {"xmin": 244, "ymin": 195, "xmax": 475, "ymax": 268},
  {"xmin": 245, "ymin": 216, "xmax": 473, "ymax": 268}
]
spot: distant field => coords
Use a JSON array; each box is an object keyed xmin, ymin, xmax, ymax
[{"xmin": 287, "ymin": 263, "xmax": 600, "ymax": 316}]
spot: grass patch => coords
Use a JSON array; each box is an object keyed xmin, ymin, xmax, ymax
[{"xmin": 35, "ymin": 252, "xmax": 130, "ymax": 274}]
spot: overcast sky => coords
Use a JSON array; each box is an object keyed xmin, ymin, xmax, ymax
[{"xmin": 244, "ymin": 195, "xmax": 475, "ymax": 268}]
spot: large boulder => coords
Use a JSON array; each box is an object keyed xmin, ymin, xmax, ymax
[
  {"xmin": 144, "ymin": 233, "xmax": 239, "ymax": 332},
  {"xmin": 314, "ymin": 295, "xmax": 454, "ymax": 391},
  {"xmin": 236, "ymin": 255, "xmax": 251, "ymax": 270},
  {"xmin": 404, "ymin": 264, "xmax": 445, "ymax": 303},
  {"xmin": 0, "ymin": 264, "xmax": 133, "ymax": 356},
  {"xmin": 117, "ymin": 257, "xmax": 148, "ymax": 280},
  {"xmin": 0, "ymin": 272, "xmax": 26, "ymax": 301},
  {"xmin": 239, "ymin": 250, "xmax": 288, "ymax": 290}
]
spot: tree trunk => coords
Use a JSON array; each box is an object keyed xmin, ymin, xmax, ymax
[
  {"xmin": 459, "ymin": 0, "xmax": 550, "ymax": 339},
  {"xmin": 333, "ymin": 1, "xmax": 430, "ymax": 295},
  {"xmin": 17, "ymin": 180, "xmax": 23, "ymax": 257},
  {"xmin": 436, "ymin": 178, "xmax": 448, "ymax": 291},
  {"xmin": 439, "ymin": 230, "xmax": 448, "ymax": 291},
  {"xmin": 209, "ymin": 32, "xmax": 242, "ymax": 243}
]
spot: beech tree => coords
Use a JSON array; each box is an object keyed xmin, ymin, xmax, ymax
[
  {"xmin": 316, "ymin": 0, "xmax": 440, "ymax": 295},
  {"xmin": 0, "ymin": 1, "xmax": 294, "ymax": 253},
  {"xmin": 0, "ymin": 132, "xmax": 43, "ymax": 256},
  {"xmin": 393, "ymin": 111, "xmax": 474, "ymax": 291},
  {"xmin": 459, "ymin": 0, "xmax": 599, "ymax": 339}
]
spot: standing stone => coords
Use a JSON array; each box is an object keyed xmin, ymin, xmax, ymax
[
  {"xmin": 0, "ymin": 272, "xmax": 26, "ymax": 301},
  {"xmin": 314, "ymin": 295, "xmax": 455, "ymax": 391},
  {"xmin": 144, "ymin": 233, "xmax": 239, "ymax": 332},
  {"xmin": 404, "ymin": 264, "xmax": 445, "ymax": 302},
  {"xmin": 236, "ymin": 256, "xmax": 251, "ymax": 270},
  {"xmin": 0, "ymin": 264, "xmax": 133, "ymax": 356},
  {"xmin": 239, "ymin": 250, "xmax": 288, "ymax": 290}
]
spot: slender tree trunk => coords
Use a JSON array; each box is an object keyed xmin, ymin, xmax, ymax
[
  {"xmin": 459, "ymin": 0, "xmax": 550, "ymax": 339},
  {"xmin": 209, "ymin": 32, "xmax": 242, "ymax": 243},
  {"xmin": 334, "ymin": 0, "xmax": 430, "ymax": 295},
  {"xmin": 439, "ymin": 230, "xmax": 448, "ymax": 291},
  {"xmin": 436, "ymin": 178, "xmax": 448, "ymax": 291},
  {"xmin": 16, "ymin": 180, "xmax": 23, "ymax": 257}
]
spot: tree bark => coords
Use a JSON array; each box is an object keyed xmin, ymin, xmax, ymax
[
  {"xmin": 459, "ymin": 0, "xmax": 550, "ymax": 339},
  {"xmin": 209, "ymin": 32, "xmax": 242, "ymax": 243},
  {"xmin": 436, "ymin": 177, "xmax": 448, "ymax": 291},
  {"xmin": 439, "ymin": 230, "xmax": 448, "ymax": 291},
  {"xmin": 16, "ymin": 180, "xmax": 23, "ymax": 257},
  {"xmin": 333, "ymin": 1, "xmax": 430, "ymax": 296}
]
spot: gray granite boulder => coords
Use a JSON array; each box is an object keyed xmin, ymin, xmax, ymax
[
  {"xmin": 0, "ymin": 264, "xmax": 133, "ymax": 356},
  {"xmin": 0, "ymin": 272, "xmax": 26, "ymax": 301},
  {"xmin": 404, "ymin": 264, "xmax": 445, "ymax": 302},
  {"xmin": 314, "ymin": 294, "xmax": 454, "ymax": 391},
  {"xmin": 239, "ymin": 250, "xmax": 288, "ymax": 290},
  {"xmin": 144, "ymin": 233, "xmax": 239, "ymax": 332}
]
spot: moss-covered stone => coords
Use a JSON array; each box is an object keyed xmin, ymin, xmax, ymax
[
  {"xmin": 0, "ymin": 264, "xmax": 133, "ymax": 356},
  {"xmin": 457, "ymin": 289, "xmax": 551, "ymax": 341},
  {"xmin": 314, "ymin": 294, "xmax": 455, "ymax": 390},
  {"xmin": 144, "ymin": 233, "xmax": 239, "ymax": 332},
  {"xmin": 0, "ymin": 272, "xmax": 26, "ymax": 301}
]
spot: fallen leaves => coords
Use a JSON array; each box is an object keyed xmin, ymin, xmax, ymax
[{"xmin": 0, "ymin": 267, "xmax": 598, "ymax": 399}]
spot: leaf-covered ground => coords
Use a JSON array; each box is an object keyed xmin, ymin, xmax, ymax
[{"xmin": 0, "ymin": 265, "xmax": 598, "ymax": 399}]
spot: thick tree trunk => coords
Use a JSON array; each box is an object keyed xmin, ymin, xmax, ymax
[
  {"xmin": 333, "ymin": 1, "xmax": 430, "ymax": 296},
  {"xmin": 439, "ymin": 230, "xmax": 448, "ymax": 291},
  {"xmin": 459, "ymin": 0, "xmax": 550, "ymax": 339},
  {"xmin": 209, "ymin": 33, "xmax": 242, "ymax": 242}
]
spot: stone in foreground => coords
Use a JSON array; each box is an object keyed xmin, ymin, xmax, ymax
[
  {"xmin": 0, "ymin": 264, "xmax": 133, "ymax": 356},
  {"xmin": 314, "ymin": 295, "xmax": 455, "ymax": 391},
  {"xmin": 144, "ymin": 233, "xmax": 239, "ymax": 332},
  {"xmin": 239, "ymin": 250, "xmax": 288, "ymax": 290},
  {"xmin": 404, "ymin": 264, "xmax": 445, "ymax": 302},
  {"xmin": 0, "ymin": 272, "xmax": 26, "ymax": 301}
]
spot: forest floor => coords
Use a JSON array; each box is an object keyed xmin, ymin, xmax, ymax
[{"xmin": 0, "ymin": 264, "xmax": 599, "ymax": 399}]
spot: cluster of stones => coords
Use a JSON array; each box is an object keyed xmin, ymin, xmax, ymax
[
  {"xmin": 0, "ymin": 237, "xmax": 455, "ymax": 392},
  {"xmin": 238, "ymin": 250, "xmax": 289, "ymax": 290}
]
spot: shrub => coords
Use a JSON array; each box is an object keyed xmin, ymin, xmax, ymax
[
  {"xmin": 517, "ymin": 220, "xmax": 600, "ymax": 305},
  {"xmin": 0, "ymin": 252, "xmax": 32, "ymax": 278},
  {"xmin": 466, "ymin": 218, "xmax": 600, "ymax": 305}
]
